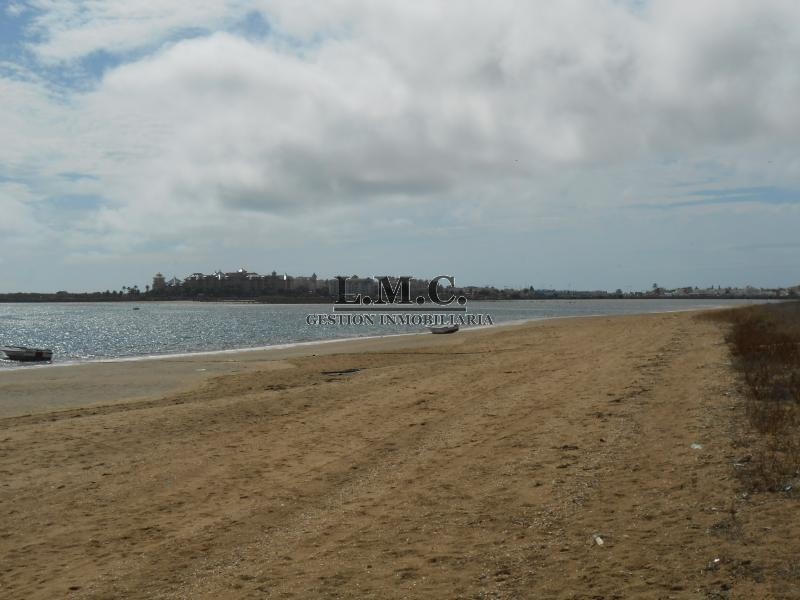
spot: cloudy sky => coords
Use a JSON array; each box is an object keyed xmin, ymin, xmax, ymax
[{"xmin": 1, "ymin": 0, "xmax": 798, "ymax": 292}]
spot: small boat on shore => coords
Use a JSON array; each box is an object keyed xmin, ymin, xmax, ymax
[
  {"xmin": 429, "ymin": 324, "xmax": 459, "ymax": 334},
  {"xmin": 0, "ymin": 346, "xmax": 53, "ymax": 362}
]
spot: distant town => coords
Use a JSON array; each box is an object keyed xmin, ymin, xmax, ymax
[{"xmin": 0, "ymin": 267, "xmax": 798, "ymax": 303}]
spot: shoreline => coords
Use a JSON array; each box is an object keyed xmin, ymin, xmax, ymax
[
  {"xmin": 0, "ymin": 307, "xmax": 739, "ymax": 419},
  {"xmin": 0, "ymin": 315, "xmax": 536, "ymax": 418},
  {"xmin": 0, "ymin": 301, "xmax": 747, "ymax": 373},
  {"xmin": 0, "ymin": 307, "xmax": 735, "ymax": 420}
]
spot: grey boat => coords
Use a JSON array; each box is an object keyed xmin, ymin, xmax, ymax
[
  {"xmin": 0, "ymin": 346, "xmax": 53, "ymax": 362},
  {"xmin": 428, "ymin": 324, "xmax": 459, "ymax": 334}
]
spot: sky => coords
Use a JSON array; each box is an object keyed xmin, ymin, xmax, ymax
[{"xmin": 0, "ymin": 0, "xmax": 799, "ymax": 293}]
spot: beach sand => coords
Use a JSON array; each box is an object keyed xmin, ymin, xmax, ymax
[{"xmin": 1, "ymin": 311, "xmax": 798, "ymax": 599}]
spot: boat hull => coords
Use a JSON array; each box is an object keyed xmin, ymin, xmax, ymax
[
  {"xmin": 429, "ymin": 325, "xmax": 459, "ymax": 334},
  {"xmin": 0, "ymin": 347, "xmax": 53, "ymax": 362}
]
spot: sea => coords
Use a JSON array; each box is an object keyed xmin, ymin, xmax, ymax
[{"xmin": 0, "ymin": 299, "xmax": 769, "ymax": 368}]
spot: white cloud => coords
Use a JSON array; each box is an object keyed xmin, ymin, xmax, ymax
[
  {"xmin": 26, "ymin": 0, "xmax": 245, "ymax": 63},
  {"xmin": 6, "ymin": 3, "xmax": 25, "ymax": 17},
  {"xmin": 0, "ymin": 182, "xmax": 45, "ymax": 237},
  {"xmin": 2, "ymin": 1, "xmax": 800, "ymax": 289}
]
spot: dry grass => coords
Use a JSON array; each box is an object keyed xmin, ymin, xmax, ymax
[{"xmin": 712, "ymin": 302, "xmax": 800, "ymax": 491}]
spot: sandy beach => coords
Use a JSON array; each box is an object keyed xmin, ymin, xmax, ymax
[{"xmin": 1, "ymin": 311, "xmax": 798, "ymax": 599}]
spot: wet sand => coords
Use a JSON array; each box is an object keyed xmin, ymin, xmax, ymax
[{"xmin": 1, "ymin": 311, "xmax": 798, "ymax": 599}]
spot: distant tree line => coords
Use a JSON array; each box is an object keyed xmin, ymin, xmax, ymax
[{"xmin": 0, "ymin": 282, "xmax": 795, "ymax": 303}]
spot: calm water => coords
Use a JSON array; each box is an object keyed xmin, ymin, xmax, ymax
[{"xmin": 0, "ymin": 299, "xmax": 767, "ymax": 368}]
